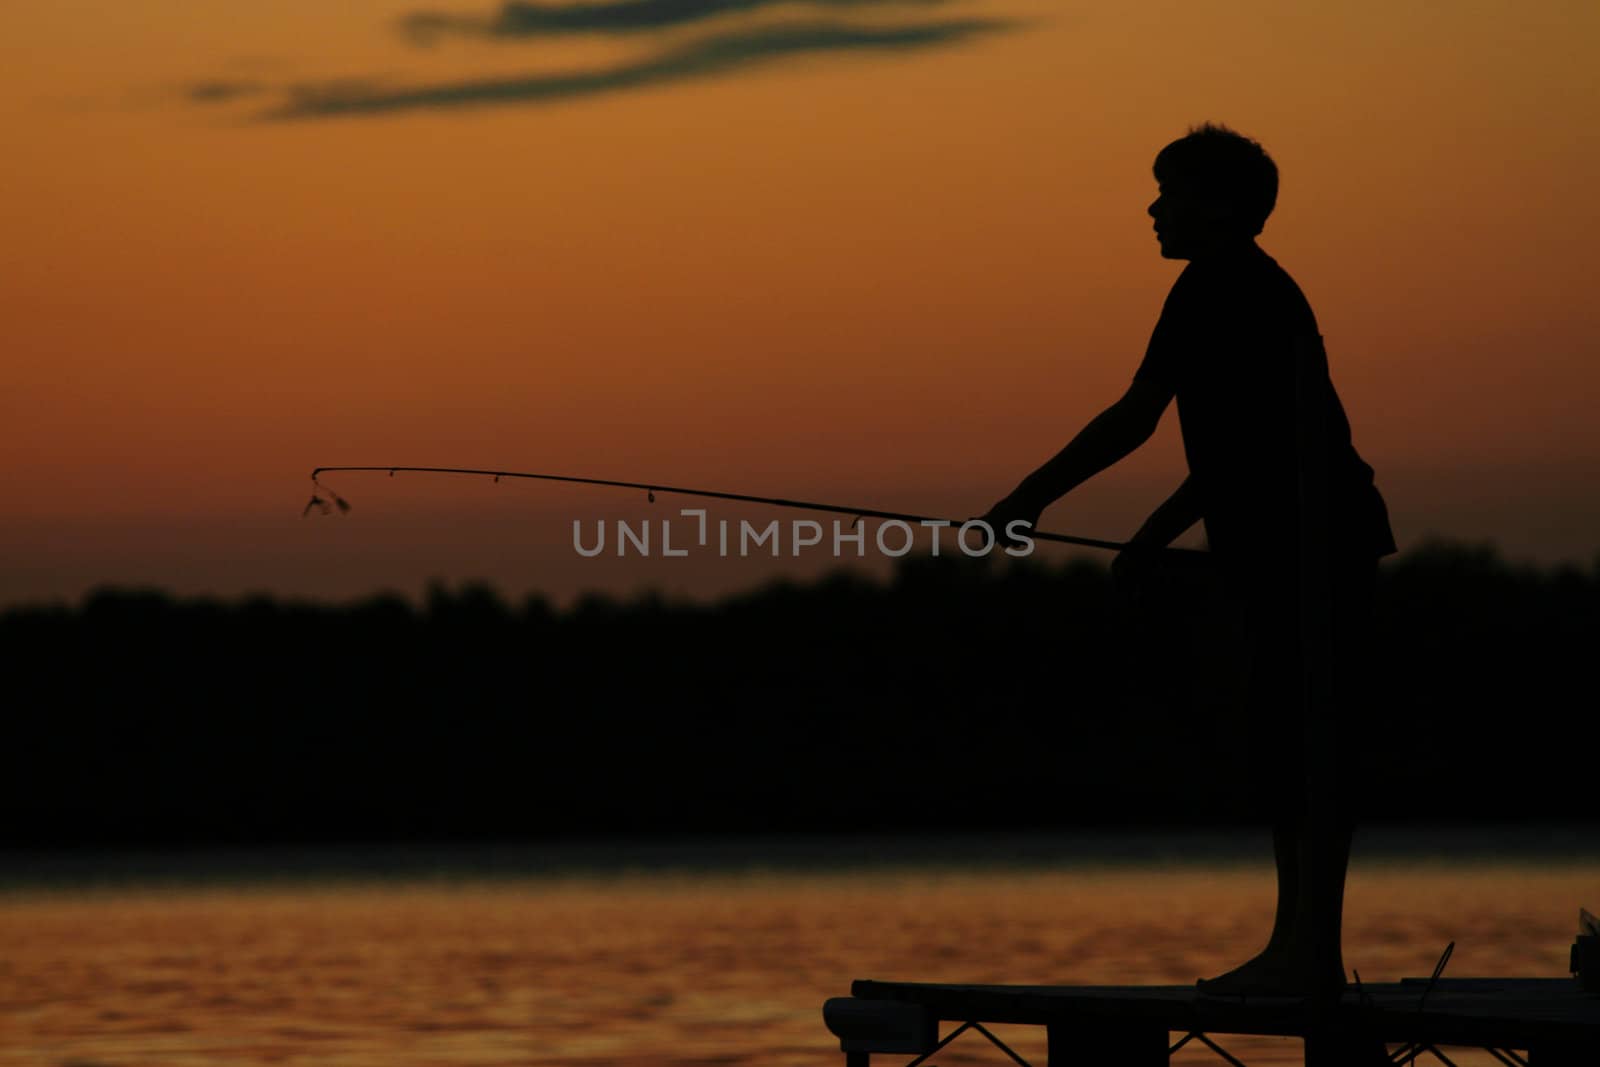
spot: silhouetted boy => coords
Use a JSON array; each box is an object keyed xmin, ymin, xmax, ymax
[{"xmin": 982, "ymin": 123, "xmax": 1395, "ymax": 998}]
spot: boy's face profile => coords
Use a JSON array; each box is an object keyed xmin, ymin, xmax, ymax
[{"xmin": 1147, "ymin": 173, "xmax": 1241, "ymax": 261}]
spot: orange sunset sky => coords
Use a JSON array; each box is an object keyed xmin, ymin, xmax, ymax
[{"xmin": 3, "ymin": 0, "xmax": 1597, "ymax": 608}]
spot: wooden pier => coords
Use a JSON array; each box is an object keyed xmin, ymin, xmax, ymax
[{"xmin": 823, "ymin": 976, "xmax": 1599, "ymax": 1066}]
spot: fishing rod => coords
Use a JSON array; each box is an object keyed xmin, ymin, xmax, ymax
[{"xmin": 306, "ymin": 465, "xmax": 1196, "ymax": 557}]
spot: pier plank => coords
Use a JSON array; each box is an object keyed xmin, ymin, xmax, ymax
[{"xmin": 825, "ymin": 977, "xmax": 1599, "ymax": 1065}]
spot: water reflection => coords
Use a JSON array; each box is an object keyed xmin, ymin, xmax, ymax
[{"xmin": 1, "ymin": 845, "xmax": 1592, "ymax": 1066}]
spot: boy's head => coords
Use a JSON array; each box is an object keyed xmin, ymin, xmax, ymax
[{"xmin": 1149, "ymin": 123, "xmax": 1277, "ymax": 259}]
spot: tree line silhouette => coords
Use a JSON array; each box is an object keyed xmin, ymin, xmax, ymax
[{"xmin": 3, "ymin": 539, "xmax": 1593, "ymax": 848}]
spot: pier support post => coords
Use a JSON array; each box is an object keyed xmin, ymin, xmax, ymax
[
  {"xmin": 1046, "ymin": 1023, "xmax": 1168, "ymax": 1065},
  {"xmin": 823, "ymin": 998, "xmax": 936, "ymax": 1065}
]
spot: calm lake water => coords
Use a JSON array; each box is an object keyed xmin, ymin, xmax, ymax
[{"xmin": 3, "ymin": 831, "xmax": 1595, "ymax": 1067}]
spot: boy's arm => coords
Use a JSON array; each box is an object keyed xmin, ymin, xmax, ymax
[
  {"xmin": 1110, "ymin": 474, "xmax": 1203, "ymax": 596},
  {"xmin": 1129, "ymin": 475, "xmax": 1202, "ymax": 547},
  {"xmin": 982, "ymin": 377, "xmax": 1173, "ymax": 526}
]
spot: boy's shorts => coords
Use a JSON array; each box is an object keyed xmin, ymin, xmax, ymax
[{"xmin": 1229, "ymin": 554, "xmax": 1380, "ymax": 824}]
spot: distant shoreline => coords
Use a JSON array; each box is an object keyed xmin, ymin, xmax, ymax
[{"xmin": 4, "ymin": 823, "xmax": 1598, "ymax": 892}]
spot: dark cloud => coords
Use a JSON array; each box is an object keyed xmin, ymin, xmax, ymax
[
  {"xmin": 253, "ymin": 18, "xmax": 1011, "ymax": 121},
  {"xmin": 402, "ymin": 0, "xmax": 954, "ymax": 42},
  {"xmin": 185, "ymin": 79, "xmax": 269, "ymax": 103}
]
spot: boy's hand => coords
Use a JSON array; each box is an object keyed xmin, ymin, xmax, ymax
[
  {"xmin": 1110, "ymin": 545, "xmax": 1149, "ymax": 597},
  {"xmin": 1110, "ymin": 536, "xmax": 1167, "ymax": 598},
  {"xmin": 975, "ymin": 492, "xmax": 1043, "ymax": 549}
]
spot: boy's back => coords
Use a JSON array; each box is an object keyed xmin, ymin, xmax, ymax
[{"xmin": 1134, "ymin": 242, "xmax": 1395, "ymax": 569}]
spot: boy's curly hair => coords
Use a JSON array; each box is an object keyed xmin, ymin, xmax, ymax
[{"xmin": 1154, "ymin": 123, "xmax": 1278, "ymax": 237}]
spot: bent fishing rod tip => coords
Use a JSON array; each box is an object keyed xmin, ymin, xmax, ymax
[{"xmin": 303, "ymin": 472, "xmax": 351, "ymax": 516}]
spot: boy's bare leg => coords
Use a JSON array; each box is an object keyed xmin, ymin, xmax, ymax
[
  {"xmin": 1199, "ymin": 819, "xmax": 1350, "ymax": 996},
  {"xmin": 1197, "ymin": 824, "xmax": 1300, "ymax": 989},
  {"xmin": 1267, "ymin": 822, "xmax": 1300, "ymax": 956},
  {"xmin": 1292, "ymin": 816, "xmax": 1352, "ymax": 992}
]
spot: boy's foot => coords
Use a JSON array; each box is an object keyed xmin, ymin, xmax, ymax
[{"xmin": 1196, "ymin": 953, "xmax": 1346, "ymax": 999}]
